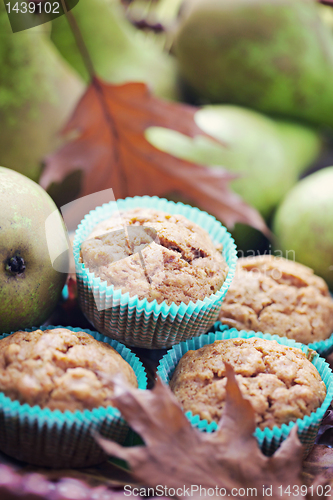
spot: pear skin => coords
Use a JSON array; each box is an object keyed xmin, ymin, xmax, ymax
[
  {"xmin": 51, "ymin": 0, "xmax": 178, "ymax": 100},
  {"xmin": 0, "ymin": 2, "xmax": 84, "ymax": 182},
  {"xmin": 273, "ymin": 167, "xmax": 333, "ymax": 290},
  {"xmin": 173, "ymin": 0, "xmax": 333, "ymax": 127},
  {"xmin": 146, "ymin": 105, "xmax": 321, "ymax": 253},
  {"xmin": 146, "ymin": 105, "xmax": 321, "ymax": 218},
  {"xmin": 0, "ymin": 167, "xmax": 68, "ymax": 334}
]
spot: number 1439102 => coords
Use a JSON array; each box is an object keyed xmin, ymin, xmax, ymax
[
  {"xmin": 278, "ymin": 485, "xmax": 331, "ymax": 497},
  {"xmin": 5, "ymin": 2, "xmax": 60, "ymax": 14}
]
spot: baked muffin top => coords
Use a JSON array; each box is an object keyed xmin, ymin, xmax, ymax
[
  {"xmin": 170, "ymin": 338, "xmax": 326, "ymax": 430},
  {"xmin": 219, "ymin": 255, "xmax": 333, "ymax": 343},
  {"xmin": 0, "ymin": 328, "xmax": 137, "ymax": 411},
  {"xmin": 80, "ymin": 208, "xmax": 228, "ymax": 306}
]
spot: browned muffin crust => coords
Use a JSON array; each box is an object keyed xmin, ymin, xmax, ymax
[
  {"xmin": 81, "ymin": 208, "xmax": 228, "ymax": 306},
  {"xmin": 219, "ymin": 255, "xmax": 333, "ymax": 343},
  {"xmin": 0, "ymin": 328, "xmax": 137, "ymax": 411},
  {"xmin": 170, "ymin": 338, "xmax": 326, "ymax": 430}
]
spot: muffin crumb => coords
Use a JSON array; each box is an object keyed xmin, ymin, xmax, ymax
[
  {"xmin": 81, "ymin": 208, "xmax": 228, "ymax": 305},
  {"xmin": 219, "ymin": 256, "xmax": 333, "ymax": 343},
  {"xmin": 0, "ymin": 328, "xmax": 137, "ymax": 411},
  {"xmin": 170, "ymin": 338, "xmax": 326, "ymax": 430}
]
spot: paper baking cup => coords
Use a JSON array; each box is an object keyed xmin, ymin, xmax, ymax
[
  {"xmin": 312, "ymin": 293, "xmax": 333, "ymax": 356},
  {"xmin": 308, "ymin": 333, "xmax": 333, "ymax": 357},
  {"xmin": 157, "ymin": 324, "xmax": 333, "ymax": 457},
  {"xmin": 73, "ymin": 196, "xmax": 237, "ymax": 349},
  {"xmin": 0, "ymin": 325, "xmax": 147, "ymax": 468}
]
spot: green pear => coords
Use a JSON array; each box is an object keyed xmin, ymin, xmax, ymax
[
  {"xmin": 0, "ymin": 2, "xmax": 84, "ymax": 182},
  {"xmin": 318, "ymin": 4, "xmax": 333, "ymax": 32},
  {"xmin": 273, "ymin": 167, "xmax": 333, "ymax": 290},
  {"xmin": 172, "ymin": 0, "xmax": 333, "ymax": 127},
  {"xmin": 146, "ymin": 105, "xmax": 321, "ymax": 218},
  {"xmin": 0, "ymin": 167, "xmax": 68, "ymax": 334},
  {"xmin": 51, "ymin": 0, "xmax": 178, "ymax": 100}
]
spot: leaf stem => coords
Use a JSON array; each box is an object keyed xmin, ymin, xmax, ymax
[
  {"xmin": 60, "ymin": 0, "xmax": 95, "ymax": 80},
  {"xmin": 58, "ymin": 0, "xmax": 128, "ymax": 197},
  {"xmin": 94, "ymin": 79, "xmax": 130, "ymax": 198}
]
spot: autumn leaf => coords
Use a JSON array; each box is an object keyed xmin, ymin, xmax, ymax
[
  {"xmin": 0, "ymin": 465, "xmax": 144, "ymax": 500},
  {"xmin": 40, "ymin": 77, "xmax": 268, "ymax": 233},
  {"xmin": 303, "ymin": 445, "xmax": 333, "ymax": 484},
  {"xmin": 316, "ymin": 410, "xmax": 333, "ymax": 447},
  {"xmin": 0, "ymin": 368, "xmax": 330, "ymax": 500},
  {"xmin": 302, "ymin": 412, "xmax": 333, "ymax": 487},
  {"xmin": 95, "ymin": 364, "xmax": 315, "ymax": 500}
]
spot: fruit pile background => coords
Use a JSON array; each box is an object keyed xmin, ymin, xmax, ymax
[{"xmin": 2, "ymin": 0, "xmax": 333, "ymax": 496}]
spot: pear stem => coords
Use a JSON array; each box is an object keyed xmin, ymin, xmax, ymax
[{"xmin": 60, "ymin": 0, "xmax": 95, "ymax": 79}]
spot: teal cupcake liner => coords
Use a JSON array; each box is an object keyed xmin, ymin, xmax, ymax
[
  {"xmin": 0, "ymin": 325, "xmax": 147, "ymax": 468},
  {"xmin": 308, "ymin": 333, "xmax": 333, "ymax": 357},
  {"xmin": 157, "ymin": 325, "xmax": 333, "ymax": 457},
  {"xmin": 313, "ymin": 292, "xmax": 333, "ymax": 356},
  {"xmin": 73, "ymin": 196, "xmax": 237, "ymax": 349},
  {"xmin": 216, "ymin": 324, "xmax": 333, "ymax": 358}
]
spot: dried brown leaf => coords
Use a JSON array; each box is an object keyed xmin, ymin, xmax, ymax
[
  {"xmin": 40, "ymin": 78, "xmax": 268, "ymax": 233},
  {"xmin": 303, "ymin": 445, "xmax": 333, "ymax": 482},
  {"xmin": 97, "ymin": 364, "xmax": 305, "ymax": 499}
]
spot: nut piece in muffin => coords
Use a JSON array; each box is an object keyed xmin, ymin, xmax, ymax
[
  {"xmin": 170, "ymin": 338, "xmax": 326, "ymax": 430},
  {"xmin": 80, "ymin": 208, "xmax": 228, "ymax": 306},
  {"xmin": 0, "ymin": 328, "xmax": 137, "ymax": 411},
  {"xmin": 219, "ymin": 255, "xmax": 333, "ymax": 344}
]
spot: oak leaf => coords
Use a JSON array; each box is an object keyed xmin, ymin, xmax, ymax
[
  {"xmin": 303, "ymin": 444, "xmax": 333, "ymax": 484},
  {"xmin": 315, "ymin": 410, "xmax": 333, "ymax": 447},
  {"xmin": 96, "ymin": 364, "xmax": 313, "ymax": 500},
  {"xmin": 40, "ymin": 78, "xmax": 268, "ymax": 233}
]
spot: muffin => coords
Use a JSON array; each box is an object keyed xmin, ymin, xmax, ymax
[
  {"xmin": 0, "ymin": 328, "xmax": 137, "ymax": 411},
  {"xmin": 74, "ymin": 197, "xmax": 237, "ymax": 348},
  {"xmin": 0, "ymin": 326, "xmax": 147, "ymax": 468},
  {"xmin": 80, "ymin": 207, "xmax": 228, "ymax": 306},
  {"xmin": 219, "ymin": 255, "xmax": 333, "ymax": 344},
  {"xmin": 158, "ymin": 329, "xmax": 333, "ymax": 456},
  {"xmin": 170, "ymin": 337, "xmax": 326, "ymax": 430}
]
